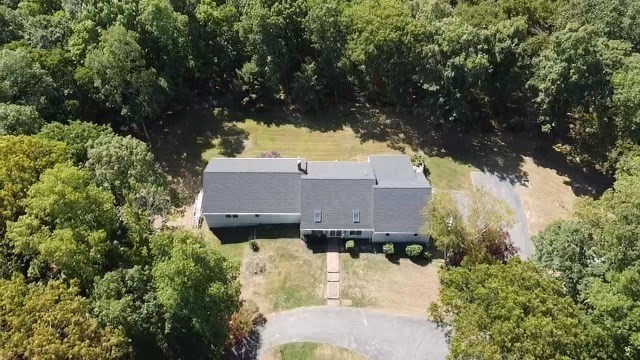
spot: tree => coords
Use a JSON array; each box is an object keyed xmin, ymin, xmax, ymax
[
  {"xmin": 0, "ymin": 103, "xmax": 45, "ymax": 135},
  {"xmin": 611, "ymin": 54, "xmax": 640, "ymax": 153},
  {"xmin": 586, "ymin": 267, "xmax": 640, "ymax": 360},
  {"xmin": 6, "ymin": 163, "xmax": 117, "ymax": 285},
  {"xmin": 0, "ymin": 276, "xmax": 130, "ymax": 359},
  {"xmin": 533, "ymin": 220, "xmax": 604, "ymax": 301},
  {"xmin": 37, "ymin": 120, "xmax": 114, "ymax": 164},
  {"xmin": 0, "ymin": 47, "xmax": 55, "ymax": 115},
  {"xmin": 0, "ymin": 135, "xmax": 67, "ymax": 229},
  {"xmin": 150, "ymin": 230, "xmax": 241, "ymax": 358},
  {"xmin": 423, "ymin": 188, "xmax": 516, "ymax": 266},
  {"xmin": 76, "ymin": 24, "xmax": 167, "ymax": 137},
  {"xmin": 92, "ymin": 266, "xmax": 166, "ymax": 359},
  {"xmin": 86, "ymin": 133, "xmax": 170, "ymax": 216},
  {"xmin": 574, "ymin": 152, "xmax": 640, "ymax": 271},
  {"xmin": 431, "ymin": 260, "xmax": 590, "ymax": 359},
  {"xmin": 529, "ymin": 24, "xmax": 630, "ymax": 170}
]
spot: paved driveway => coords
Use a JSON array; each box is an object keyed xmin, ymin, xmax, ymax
[
  {"xmin": 471, "ymin": 172, "xmax": 533, "ymax": 259},
  {"xmin": 256, "ymin": 306, "xmax": 448, "ymax": 360}
]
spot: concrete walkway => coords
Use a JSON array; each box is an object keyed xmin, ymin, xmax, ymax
[
  {"xmin": 471, "ymin": 172, "xmax": 533, "ymax": 259},
  {"xmin": 326, "ymin": 238, "xmax": 340, "ymax": 305},
  {"xmin": 257, "ymin": 306, "xmax": 448, "ymax": 360}
]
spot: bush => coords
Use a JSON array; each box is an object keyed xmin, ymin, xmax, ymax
[
  {"xmin": 423, "ymin": 251, "xmax": 432, "ymax": 262},
  {"xmin": 258, "ymin": 150, "xmax": 281, "ymax": 158},
  {"xmin": 383, "ymin": 243, "xmax": 394, "ymax": 255},
  {"xmin": 345, "ymin": 240, "xmax": 355, "ymax": 251},
  {"xmin": 249, "ymin": 240, "xmax": 259, "ymax": 252},
  {"xmin": 406, "ymin": 244, "xmax": 424, "ymax": 257}
]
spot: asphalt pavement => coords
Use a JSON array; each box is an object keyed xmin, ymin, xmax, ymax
[{"xmin": 257, "ymin": 306, "xmax": 448, "ymax": 360}]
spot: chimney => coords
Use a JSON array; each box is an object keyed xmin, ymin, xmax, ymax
[{"xmin": 297, "ymin": 157, "xmax": 308, "ymax": 174}]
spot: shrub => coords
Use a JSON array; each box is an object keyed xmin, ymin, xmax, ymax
[
  {"xmin": 249, "ymin": 240, "xmax": 259, "ymax": 252},
  {"xmin": 383, "ymin": 243, "xmax": 394, "ymax": 255},
  {"xmin": 345, "ymin": 240, "xmax": 355, "ymax": 251},
  {"xmin": 258, "ymin": 150, "xmax": 281, "ymax": 158},
  {"xmin": 406, "ymin": 244, "xmax": 424, "ymax": 257},
  {"xmin": 423, "ymin": 251, "xmax": 432, "ymax": 262}
]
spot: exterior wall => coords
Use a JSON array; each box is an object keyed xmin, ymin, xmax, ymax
[
  {"xmin": 204, "ymin": 213, "xmax": 301, "ymax": 228},
  {"xmin": 372, "ymin": 232, "xmax": 429, "ymax": 243},
  {"xmin": 301, "ymin": 229, "xmax": 373, "ymax": 239}
]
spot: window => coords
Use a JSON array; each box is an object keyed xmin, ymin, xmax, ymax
[
  {"xmin": 414, "ymin": 233, "xmax": 418, "ymax": 236},
  {"xmin": 385, "ymin": 233, "xmax": 390, "ymax": 236},
  {"xmin": 311, "ymin": 230, "xmax": 319, "ymax": 235},
  {"xmin": 349, "ymin": 230, "xmax": 356, "ymax": 236},
  {"xmin": 329, "ymin": 230, "xmax": 336, "ymax": 237},
  {"xmin": 232, "ymin": 214, "xmax": 238, "ymax": 218},
  {"xmin": 314, "ymin": 210, "xmax": 322, "ymax": 223},
  {"xmin": 225, "ymin": 215, "xmax": 232, "ymax": 218},
  {"xmin": 356, "ymin": 231, "xmax": 362, "ymax": 235},
  {"xmin": 353, "ymin": 208, "xmax": 360, "ymax": 223},
  {"xmin": 255, "ymin": 214, "xmax": 260, "ymax": 217}
]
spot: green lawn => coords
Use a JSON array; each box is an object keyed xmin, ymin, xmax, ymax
[
  {"xmin": 201, "ymin": 119, "xmax": 475, "ymax": 190},
  {"xmin": 267, "ymin": 342, "xmax": 368, "ymax": 360}
]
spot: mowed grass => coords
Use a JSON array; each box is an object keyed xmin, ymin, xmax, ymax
[
  {"xmin": 200, "ymin": 229, "xmax": 325, "ymax": 314},
  {"xmin": 264, "ymin": 342, "xmax": 368, "ymax": 360},
  {"xmin": 340, "ymin": 253, "xmax": 441, "ymax": 317},
  {"xmin": 202, "ymin": 119, "xmax": 475, "ymax": 189}
]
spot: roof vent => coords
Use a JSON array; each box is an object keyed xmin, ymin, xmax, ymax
[{"xmin": 297, "ymin": 157, "xmax": 308, "ymax": 174}]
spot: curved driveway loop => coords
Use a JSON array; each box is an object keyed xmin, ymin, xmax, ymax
[{"xmin": 258, "ymin": 306, "xmax": 448, "ymax": 360}]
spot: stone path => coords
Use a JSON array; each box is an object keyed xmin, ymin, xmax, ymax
[
  {"xmin": 326, "ymin": 238, "xmax": 340, "ymax": 305},
  {"xmin": 257, "ymin": 306, "xmax": 449, "ymax": 360}
]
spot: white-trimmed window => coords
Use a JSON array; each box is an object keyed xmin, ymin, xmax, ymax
[
  {"xmin": 314, "ymin": 210, "xmax": 322, "ymax": 223},
  {"xmin": 353, "ymin": 208, "xmax": 360, "ymax": 223}
]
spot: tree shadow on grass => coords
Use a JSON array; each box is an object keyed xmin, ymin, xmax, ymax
[
  {"xmin": 349, "ymin": 106, "xmax": 610, "ymax": 197},
  {"xmin": 149, "ymin": 101, "xmax": 252, "ymax": 207}
]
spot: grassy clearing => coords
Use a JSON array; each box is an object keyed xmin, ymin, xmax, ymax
[
  {"xmin": 201, "ymin": 119, "xmax": 475, "ymax": 190},
  {"xmin": 340, "ymin": 253, "xmax": 442, "ymax": 317},
  {"xmin": 264, "ymin": 342, "xmax": 368, "ymax": 360}
]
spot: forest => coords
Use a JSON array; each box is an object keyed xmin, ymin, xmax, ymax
[{"xmin": 0, "ymin": 0, "xmax": 639, "ymax": 358}]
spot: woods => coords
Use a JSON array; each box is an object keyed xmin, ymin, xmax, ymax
[
  {"xmin": 1, "ymin": 0, "xmax": 640, "ymax": 358},
  {"xmin": 0, "ymin": 0, "xmax": 638, "ymax": 171}
]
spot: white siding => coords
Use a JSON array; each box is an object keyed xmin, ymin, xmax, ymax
[
  {"xmin": 204, "ymin": 213, "xmax": 301, "ymax": 228},
  {"xmin": 301, "ymin": 229, "xmax": 373, "ymax": 239},
  {"xmin": 372, "ymin": 232, "xmax": 429, "ymax": 243}
]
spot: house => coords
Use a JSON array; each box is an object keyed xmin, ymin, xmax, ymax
[{"xmin": 201, "ymin": 155, "xmax": 432, "ymax": 243}]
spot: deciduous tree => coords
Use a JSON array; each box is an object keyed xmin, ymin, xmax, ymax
[{"xmin": 0, "ymin": 276, "xmax": 130, "ymax": 359}]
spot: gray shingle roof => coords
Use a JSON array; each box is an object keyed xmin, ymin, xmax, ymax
[
  {"xmin": 373, "ymin": 187, "xmax": 431, "ymax": 232},
  {"xmin": 202, "ymin": 155, "xmax": 431, "ymax": 233},
  {"xmin": 369, "ymin": 155, "xmax": 431, "ymax": 188},
  {"xmin": 300, "ymin": 178, "xmax": 374, "ymax": 229},
  {"xmin": 205, "ymin": 158, "xmax": 300, "ymax": 173},
  {"xmin": 202, "ymin": 172, "xmax": 301, "ymax": 213},
  {"xmin": 302, "ymin": 161, "xmax": 375, "ymax": 179}
]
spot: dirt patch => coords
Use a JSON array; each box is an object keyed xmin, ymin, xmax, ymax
[
  {"xmin": 340, "ymin": 253, "xmax": 441, "ymax": 317},
  {"xmin": 516, "ymin": 157, "xmax": 578, "ymax": 235}
]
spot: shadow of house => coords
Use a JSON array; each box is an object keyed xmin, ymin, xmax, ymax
[{"xmin": 212, "ymin": 224, "xmax": 302, "ymax": 244}]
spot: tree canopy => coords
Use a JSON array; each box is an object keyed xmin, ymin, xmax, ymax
[{"xmin": 431, "ymin": 260, "xmax": 590, "ymax": 359}]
